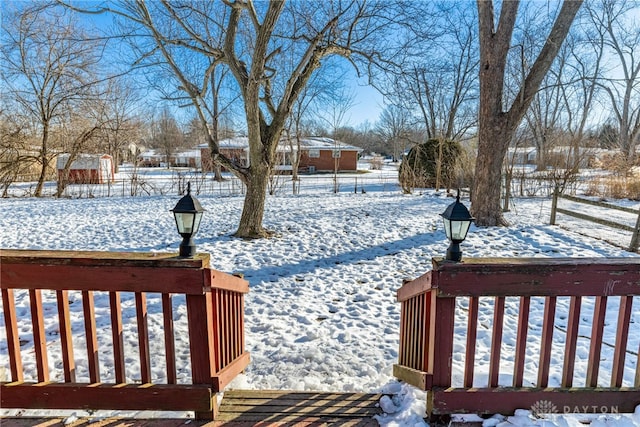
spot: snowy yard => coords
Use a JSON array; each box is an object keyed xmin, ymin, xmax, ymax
[{"xmin": 1, "ymin": 168, "xmax": 639, "ymax": 426}]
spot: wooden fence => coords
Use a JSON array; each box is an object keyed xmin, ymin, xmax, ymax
[
  {"xmin": 0, "ymin": 249, "xmax": 250, "ymax": 420},
  {"xmin": 550, "ymin": 189, "xmax": 640, "ymax": 252},
  {"xmin": 394, "ymin": 257, "xmax": 640, "ymax": 422}
]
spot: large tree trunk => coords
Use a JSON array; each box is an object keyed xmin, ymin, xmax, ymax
[
  {"xmin": 472, "ymin": 116, "xmax": 514, "ymax": 226},
  {"xmin": 472, "ymin": 0, "xmax": 582, "ymax": 226},
  {"xmin": 235, "ymin": 162, "xmax": 271, "ymax": 238}
]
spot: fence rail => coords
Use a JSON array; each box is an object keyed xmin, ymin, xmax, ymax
[
  {"xmin": 4, "ymin": 169, "xmax": 401, "ymax": 199},
  {"xmin": 394, "ymin": 257, "xmax": 640, "ymax": 422},
  {"xmin": 550, "ymin": 189, "xmax": 640, "ymax": 252},
  {"xmin": 0, "ymin": 249, "xmax": 250, "ymax": 420}
]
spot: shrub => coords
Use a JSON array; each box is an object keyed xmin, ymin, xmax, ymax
[
  {"xmin": 584, "ymin": 175, "xmax": 640, "ymax": 200},
  {"xmin": 399, "ymin": 139, "xmax": 462, "ymax": 193},
  {"xmin": 626, "ymin": 177, "xmax": 640, "ymax": 200}
]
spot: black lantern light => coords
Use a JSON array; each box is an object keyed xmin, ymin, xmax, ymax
[
  {"xmin": 172, "ymin": 182, "xmax": 205, "ymax": 258},
  {"xmin": 440, "ymin": 191, "xmax": 474, "ymax": 262}
]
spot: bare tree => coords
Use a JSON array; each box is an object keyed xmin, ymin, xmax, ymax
[
  {"xmin": 412, "ymin": 7, "xmax": 479, "ymax": 142},
  {"xmin": 152, "ymin": 108, "xmax": 184, "ymax": 168},
  {"xmin": 66, "ymin": 1, "xmax": 394, "ymax": 237},
  {"xmin": 315, "ymin": 84, "xmax": 356, "ymax": 193},
  {"xmin": 374, "ymin": 104, "xmax": 414, "ymax": 163},
  {"xmin": 472, "ymin": 0, "xmax": 583, "ymax": 226},
  {"xmin": 587, "ymin": 0, "xmax": 640, "ymax": 165},
  {"xmin": 1, "ymin": 2, "xmax": 107, "ymax": 197},
  {"xmin": 522, "ymin": 23, "xmax": 605, "ymax": 175},
  {"xmin": 286, "ymin": 71, "xmax": 332, "ymax": 194},
  {"xmin": 377, "ymin": 2, "xmax": 478, "ymax": 148},
  {"xmin": 99, "ymin": 80, "xmax": 142, "ymax": 172},
  {"xmin": 0, "ymin": 108, "xmax": 35, "ymax": 196},
  {"xmin": 55, "ymin": 105, "xmax": 109, "ymax": 197}
]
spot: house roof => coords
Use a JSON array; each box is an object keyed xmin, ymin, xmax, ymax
[
  {"xmin": 139, "ymin": 149, "xmax": 201, "ymax": 158},
  {"xmin": 56, "ymin": 153, "xmax": 111, "ymax": 169},
  {"xmin": 197, "ymin": 137, "xmax": 248, "ymax": 150},
  {"xmin": 297, "ymin": 137, "xmax": 363, "ymax": 152},
  {"xmin": 198, "ymin": 136, "xmax": 362, "ymax": 152}
]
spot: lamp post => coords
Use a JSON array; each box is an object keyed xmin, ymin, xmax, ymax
[
  {"xmin": 440, "ymin": 192, "xmax": 474, "ymax": 262},
  {"xmin": 171, "ymin": 182, "xmax": 205, "ymax": 258}
]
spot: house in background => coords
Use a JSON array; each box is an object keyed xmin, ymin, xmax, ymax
[
  {"xmin": 137, "ymin": 149, "xmax": 164, "ymax": 167},
  {"xmin": 137, "ymin": 149, "xmax": 201, "ymax": 168},
  {"xmin": 199, "ymin": 136, "xmax": 363, "ymax": 173},
  {"xmin": 199, "ymin": 138, "xmax": 251, "ymax": 172},
  {"xmin": 297, "ymin": 137, "xmax": 362, "ymax": 172},
  {"xmin": 56, "ymin": 153, "xmax": 115, "ymax": 184},
  {"xmin": 173, "ymin": 149, "xmax": 202, "ymax": 168}
]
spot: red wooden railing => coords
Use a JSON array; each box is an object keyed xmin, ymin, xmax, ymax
[
  {"xmin": 394, "ymin": 257, "xmax": 640, "ymax": 421},
  {"xmin": 0, "ymin": 249, "xmax": 250, "ymax": 420}
]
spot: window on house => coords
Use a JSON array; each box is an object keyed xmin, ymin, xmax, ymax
[
  {"xmin": 332, "ymin": 149, "xmax": 341, "ymax": 158},
  {"xmin": 308, "ymin": 149, "xmax": 320, "ymax": 158}
]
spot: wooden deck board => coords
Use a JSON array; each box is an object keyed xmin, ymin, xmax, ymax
[
  {"xmin": 1, "ymin": 390, "xmax": 386, "ymax": 426},
  {"xmin": 216, "ymin": 390, "xmax": 383, "ymax": 425}
]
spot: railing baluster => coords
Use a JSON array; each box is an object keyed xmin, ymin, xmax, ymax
[
  {"xmin": 109, "ymin": 291, "xmax": 125, "ymax": 383},
  {"xmin": 611, "ymin": 296, "xmax": 633, "ymax": 387},
  {"xmin": 223, "ymin": 291, "xmax": 231, "ymax": 367},
  {"xmin": 513, "ymin": 296, "xmax": 530, "ymax": 387},
  {"xmin": 418, "ymin": 293, "xmax": 426, "ymax": 372},
  {"xmin": 562, "ymin": 296, "xmax": 581, "ymax": 387},
  {"xmin": 211, "ymin": 289, "xmax": 221, "ymax": 372},
  {"xmin": 162, "ymin": 293, "xmax": 177, "ymax": 384},
  {"xmin": 424, "ymin": 291, "xmax": 436, "ymax": 374},
  {"xmin": 2, "ymin": 288, "xmax": 23, "ymax": 382},
  {"xmin": 135, "ymin": 292, "xmax": 151, "ymax": 383},
  {"xmin": 489, "ymin": 296, "xmax": 505, "ymax": 387},
  {"xmin": 407, "ymin": 297, "xmax": 415, "ymax": 369},
  {"xmin": 537, "ymin": 296, "xmax": 556, "ymax": 387},
  {"xmin": 414, "ymin": 295, "xmax": 422, "ymax": 370},
  {"xmin": 587, "ymin": 296, "xmax": 607, "ymax": 387},
  {"xmin": 240, "ymin": 291, "xmax": 246, "ymax": 355},
  {"xmin": 401, "ymin": 298, "xmax": 408, "ymax": 368},
  {"xmin": 82, "ymin": 290, "xmax": 100, "ymax": 382},
  {"xmin": 29, "ymin": 289, "xmax": 49, "ymax": 382},
  {"xmin": 399, "ymin": 300, "xmax": 407, "ymax": 366},
  {"xmin": 56, "ymin": 290, "xmax": 75, "ymax": 382},
  {"xmin": 234, "ymin": 293, "xmax": 242, "ymax": 359},
  {"xmin": 464, "ymin": 297, "xmax": 478, "ymax": 388}
]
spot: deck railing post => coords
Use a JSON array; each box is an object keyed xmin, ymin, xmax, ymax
[{"xmin": 186, "ymin": 291, "xmax": 217, "ymax": 420}]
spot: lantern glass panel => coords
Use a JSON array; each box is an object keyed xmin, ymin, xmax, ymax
[
  {"xmin": 442, "ymin": 218, "xmax": 472, "ymax": 242},
  {"xmin": 442, "ymin": 218, "xmax": 452, "ymax": 240},
  {"xmin": 192, "ymin": 211, "xmax": 203, "ymax": 234},
  {"xmin": 175, "ymin": 212, "xmax": 195, "ymax": 234},
  {"xmin": 451, "ymin": 219, "xmax": 471, "ymax": 241}
]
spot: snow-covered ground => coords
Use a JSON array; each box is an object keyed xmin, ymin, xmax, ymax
[{"xmin": 1, "ymin": 167, "xmax": 639, "ymax": 426}]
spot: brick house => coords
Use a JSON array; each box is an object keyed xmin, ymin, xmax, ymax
[
  {"xmin": 200, "ymin": 136, "xmax": 362, "ymax": 173},
  {"xmin": 296, "ymin": 137, "xmax": 362, "ymax": 172}
]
